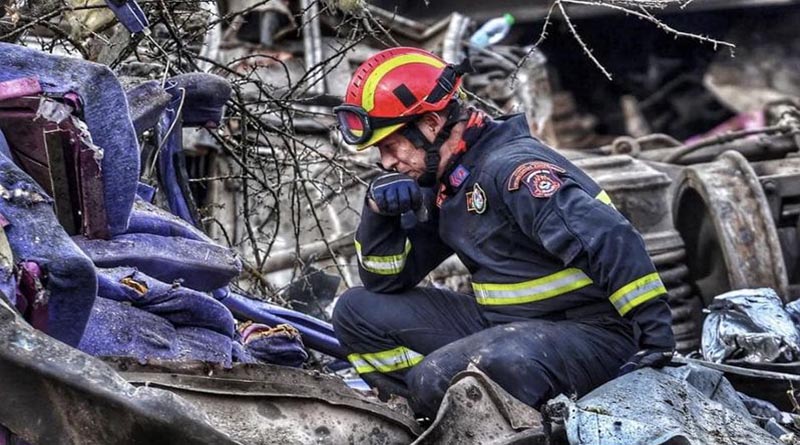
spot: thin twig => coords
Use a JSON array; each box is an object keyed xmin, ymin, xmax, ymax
[{"xmin": 557, "ymin": 0, "xmax": 613, "ymax": 80}]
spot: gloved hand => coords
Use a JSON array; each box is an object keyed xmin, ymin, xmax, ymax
[
  {"xmin": 618, "ymin": 347, "xmax": 674, "ymax": 376},
  {"xmin": 368, "ymin": 172, "xmax": 422, "ymax": 216}
]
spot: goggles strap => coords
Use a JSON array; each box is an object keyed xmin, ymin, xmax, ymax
[
  {"xmin": 403, "ymin": 101, "xmax": 463, "ymax": 187},
  {"xmin": 426, "ymin": 58, "xmax": 474, "ymax": 104}
]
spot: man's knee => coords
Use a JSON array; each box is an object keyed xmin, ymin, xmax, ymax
[
  {"xmin": 332, "ymin": 286, "xmax": 373, "ymax": 330},
  {"xmin": 406, "ymin": 323, "xmax": 558, "ymax": 416}
]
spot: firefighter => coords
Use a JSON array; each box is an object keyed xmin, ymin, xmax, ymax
[{"xmin": 331, "ymin": 47, "xmax": 675, "ymax": 417}]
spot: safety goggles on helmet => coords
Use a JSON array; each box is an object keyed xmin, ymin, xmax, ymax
[
  {"xmin": 333, "ymin": 104, "xmax": 420, "ymax": 146},
  {"xmin": 334, "ymin": 57, "xmax": 472, "ymax": 148}
]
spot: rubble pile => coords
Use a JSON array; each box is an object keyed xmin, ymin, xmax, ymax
[{"xmin": 1, "ymin": 0, "xmax": 800, "ymax": 444}]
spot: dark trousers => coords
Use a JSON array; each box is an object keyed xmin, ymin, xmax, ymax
[{"xmin": 332, "ymin": 286, "xmax": 637, "ymax": 417}]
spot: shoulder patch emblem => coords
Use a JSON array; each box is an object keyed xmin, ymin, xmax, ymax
[
  {"xmin": 508, "ymin": 161, "xmax": 566, "ymax": 198},
  {"xmin": 466, "ymin": 183, "xmax": 487, "ymax": 214},
  {"xmin": 449, "ymin": 164, "xmax": 470, "ymax": 188}
]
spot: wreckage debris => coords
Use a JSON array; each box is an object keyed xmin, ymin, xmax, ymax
[
  {"xmin": 0, "ymin": 42, "xmax": 317, "ymax": 372},
  {"xmin": 3, "ymin": 1, "xmax": 800, "ymax": 443},
  {"xmin": 702, "ymin": 288, "xmax": 800, "ymax": 364},
  {"xmin": 546, "ymin": 365, "xmax": 786, "ymax": 445}
]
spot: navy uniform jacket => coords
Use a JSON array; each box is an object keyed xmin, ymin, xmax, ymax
[{"xmin": 354, "ymin": 114, "xmax": 674, "ymax": 350}]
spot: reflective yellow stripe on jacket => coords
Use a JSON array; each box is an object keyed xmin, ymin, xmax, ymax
[
  {"xmin": 347, "ymin": 346, "xmax": 424, "ymax": 374},
  {"xmin": 354, "ymin": 239, "xmax": 411, "ymax": 275},
  {"xmin": 596, "ymin": 190, "xmax": 613, "ymax": 206},
  {"xmin": 610, "ymin": 272, "xmax": 666, "ymax": 315},
  {"xmin": 472, "ymin": 268, "xmax": 593, "ymax": 306}
]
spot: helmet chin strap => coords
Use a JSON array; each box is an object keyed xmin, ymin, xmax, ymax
[{"xmin": 401, "ymin": 102, "xmax": 462, "ymax": 187}]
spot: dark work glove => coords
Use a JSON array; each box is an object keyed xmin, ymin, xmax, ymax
[
  {"xmin": 368, "ymin": 172, "xmax": 422, "ymax": 216},
  {"xmin": 618, "ymin": 347, "xmax": 674, "ymax": 376},
  {"xmin": 621, "ymin": 296, "xmax": 676, "ymax": 377}
]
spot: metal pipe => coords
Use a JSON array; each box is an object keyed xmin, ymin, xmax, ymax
[
  {"xmin": 442, "ymin": 13, "xmax": 471, "ymax": 64},
  {"xmin": 301, "ymin": 0, "xmax": 325, "ymax": 95}
]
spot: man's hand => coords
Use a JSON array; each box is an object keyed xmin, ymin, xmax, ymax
[
  {"xmin": 368, "ymin": 172, "xmax": 422, "ymax": 216},
  {"xmin": 618, "ymin": 348, "xmax": 674, "ymax": 376}
]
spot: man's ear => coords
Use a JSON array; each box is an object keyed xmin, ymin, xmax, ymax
[{"xmin": 419, "ymin": 112, "xmax": 444, "ymax": 134}]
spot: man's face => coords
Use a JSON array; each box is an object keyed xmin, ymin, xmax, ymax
[{"xmin": 375, "ymin": 131, "xmax": 426, "ymax": 179}]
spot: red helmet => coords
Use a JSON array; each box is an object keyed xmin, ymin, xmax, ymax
[{"xmin": 334, "ymin": 47, "xmax": 464, "ymax": 150}]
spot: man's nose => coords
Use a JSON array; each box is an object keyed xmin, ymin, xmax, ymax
[{"xmin": 380, "ymin": 153, "xmax": 398, "ymax": 171}]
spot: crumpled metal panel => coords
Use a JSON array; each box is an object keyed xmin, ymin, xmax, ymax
[
  {"xmin": 412, "ymin": 365, "xmax": 546, "ymax": 445},
  {"xmin": 0, "ymin": 293, "xmax": 240, "ymax": 445},
  {"xmin": 702, "ymin": 288, "xmax": 800, "ymax": 363},
  {"xmin": 115, "ymin": 360, "xmax": 421, "ymax": 444},
  {"xmin": 548, "ymin": 366, "xmax": 780, "ymax": 445}
]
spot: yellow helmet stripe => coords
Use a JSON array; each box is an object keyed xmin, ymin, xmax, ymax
[{"xmin": 362, "ymin": 53, "xmax": 445, "ymax": 112}]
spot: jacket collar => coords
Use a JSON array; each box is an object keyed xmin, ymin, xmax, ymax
[
  {"xmin": 454, "ymin": 113, "xmax": 532, "ymax": 173},
  {"xmin": 436, "ymin": 113, "xmax": 532, "ymax": 203}
]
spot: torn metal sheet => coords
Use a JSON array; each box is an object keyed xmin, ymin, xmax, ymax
[
  {"xmin": 0, "ymin": 292, "xmax": 240, "ymax": 445},
  {"xmin": 412, "ymin": 365, "xmax": 546, "ymax": 445},
  {"xmin": 672, "ymin": 356, "xmax": 800, "ymax": 413},
  {"xmin": 702, "ymin": 288, "xmax": 800, "ymax": 364},
  {"xmin": 116, "ymin": 359, "xmax": 422, "ymax": 444},
  {"xmin": 548, "ymin": 366, "xmax": 781, "ymax": 445}
]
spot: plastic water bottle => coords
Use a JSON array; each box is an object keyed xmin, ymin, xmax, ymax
[{"xmin": 469, "ymin": 13, "xmax": 515, "ymax": 50}]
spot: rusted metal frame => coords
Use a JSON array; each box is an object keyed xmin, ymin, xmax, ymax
[
  {"xmin": 759, "ymin": 173, "xmax": 800, "ymax": 226},
  {"xmin": 637, "ymin": 132, "xmax": 800, "ymax": 165},
  {"xmin": 675, "ymin": 150, "xmax": 789, "ymax": 299}
]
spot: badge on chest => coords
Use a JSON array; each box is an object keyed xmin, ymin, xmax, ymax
[{"xmin": 466, "ymin": 183, "xmax": 487, "ymax": 214}]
